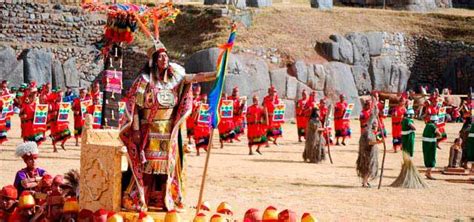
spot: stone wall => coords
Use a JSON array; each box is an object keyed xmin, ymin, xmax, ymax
[
  {"xmin": 407, "ymin": 37, "xmax": 474, "ymax": 94},
  {"xmin": 0, "ymin": 2, "xmax": 106, "ymax": 90}
]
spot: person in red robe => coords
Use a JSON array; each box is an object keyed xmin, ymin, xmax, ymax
[
  {"xmin": 86, "ymin": 96, "xmax": 101, "ymax": 129},
  {"xmin": 246, "ymin": 95, "xmax": 268, "ymax": 155},
  {"xmin": 318, "ymin": 98, "xmax": 333, "ymax": 144},
  {"xmin": 296, "ymin": 90, "xmax": 309, "ymax": 142},
  {"xmin": 229, "ymin": 87, "xmax": 246, "ymax": 141},
  {"xmin": 186, "ymin": 85, "xmax": 201, "ymax": 145},
  {"xmin": 0, "ymin": 99, "xmax": 7, "ymax": 145},
  {"xmin": 49, "ymin": 90, "xmax": 71, "ymax": 152},
  {"xmin": 0, "ymin": 80, "xmax": 12, "ymax": 140},
  {"xmin": 391, "ymin": 97, "xmax": 407, "ymax": 152},
  {"xmin": 20, "ymin": 86, "xmax": 45, "ymax": 145},
  {"xmin": 72, "ymin": 89, "xmax": 89, "ymax": 146},
  {"xmin": 263, "ymin": 86, "xmax": 283, "ymax": 146},
  {"xmin": 360, "ymin": 99, "xmax": 372, "ymax": 130},
  {"xmin": 90, "ymin": 81, "xmax": 101, "ymax": 105},
  {"xmin": 372, "ymin": 91, "xmax": 387, "ymax": 138},
  {"xmin": 218, "ymin": 93, "xmax": 235, "ymax": 148},
  {"xmin": 334, "ymin": 94, "xmax": 350, "ymax": 146},
  {"xmin": 0, "ymin": 185, "xmax": 18, "ymax": 221},
  {"xmin": 193, "ymin": 95, "xmax": 211, "ymax": 156}
]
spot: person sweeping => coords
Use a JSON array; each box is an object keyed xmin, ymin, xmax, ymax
[{"xmin": 391, "ymin": 109, "xmax": 427, "ymax": 188}]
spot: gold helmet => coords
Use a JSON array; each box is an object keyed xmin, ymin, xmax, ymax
[
  {"xmin": 262, "ymin": 206, "xmax": 278, "ymax": 221},
  {"xmin": 138, "ymin": 212, "xmax": 154, "ymax": 222},
  {"xmin": 193, "ymin": 212, "xmax": 207, "ymax": 222},
  {"xmin": 164, "ymin": 210, "xmax": 181, "ymax": 222},
  {"xmin": 301, "ymin": 213, "xmax": 317, "ymax": 222},
  {"xmin": 18, "ymin": 191, "xmax": 35, "ymax": 209},
  {"xmin": 210, "ymin": 214, "xmax": 224, "ymax": 222},
  {"xmin": 216, "ymin": 202, "xmax": 233, "ymax": 215}
]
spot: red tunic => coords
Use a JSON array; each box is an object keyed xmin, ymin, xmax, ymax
[
  {"xmin": 229, "ymin": 95, "xmax": 245, "ymax": 137},
  {"xmin": 334, "ymin": 101, "xmax": 350, "ymax": 137},
  {"xmin": 87, "ymin": 105, "xmax": 101, "ymax": 129},
  {"xmin": 246, "ymin": 104, "xmax": 268, "ymax": 146},
  {"xmin": 424, "ymin": 105, "xmax": 439, "ymax": 123},
  {"xmin": 391, "ymin": 105, "xmax": 406, "ymax": 145},
  {"xmin": 72, "ymin": 98, "xmax": 84, "ymax": 138},
  {"xmin": 20, "ymin": 102, "xmax": 45, "ymax": 144},
  {"xmin": 0, "ymin": 100, "xmax": 7, "ymax": 144},
  {"xmin": 186, "ymin": 97, "xmax": 200, "ymax": 138},
  {"xmin": 193, "ymin": 102, "xmax": 211, "ymax": 150},
  {"xmin": 359, "ymin": 107, "xmax": 371, "ymax": 131},
  {"xmin": 49, "ymin": 103, "xmax": 71, "ymax": 144},
  {"xmin": 263, "ymin": 95, "xmax": 283, "ymax": 139},
  {"xmin": 296, "ymin": 98, "xmax": 309, "ymax": 138},
  {"xmin": 218, "ymin": 98, "xmax": 235, "ymax": 142}
]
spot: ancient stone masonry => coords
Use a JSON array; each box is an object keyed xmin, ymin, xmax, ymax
[
  {"xmin": 0, "ymin": 2, "xmax": 106, "ymax": 90},
  {"xmin": 407, "ymin": 37, "xmax": 474, "ymax": 94}
]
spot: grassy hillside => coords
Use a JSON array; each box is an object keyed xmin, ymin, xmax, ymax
[{"xmin": 156, "ymin": 4, "xmax": 473, "ymax": 62}]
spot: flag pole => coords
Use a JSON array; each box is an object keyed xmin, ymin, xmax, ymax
[{"xmin": 195, "ymin": 128, "xmax": 215, "ymax": 216}]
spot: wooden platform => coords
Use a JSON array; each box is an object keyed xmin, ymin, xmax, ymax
[
  {"xmin": 444, "ymin": 178, "xmax": 474, "ymax": 185},
  {"xmin": 442, "ymin": 167, "xmax": 470, "ymax": 176}
]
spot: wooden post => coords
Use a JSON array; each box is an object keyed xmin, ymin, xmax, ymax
[{"xmin": 195, "ymin": 129, "xmax": 215, "ymax": 216}]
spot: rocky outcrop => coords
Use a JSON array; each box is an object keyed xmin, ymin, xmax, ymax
[
  {"xmin": 23, "ymin": 48, "xmax": 52, "ymax": 86},
  {"xmin": 0, "ymin": 45, "xmax": 23, "ymax": 87}
]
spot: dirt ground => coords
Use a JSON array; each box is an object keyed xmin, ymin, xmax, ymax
[{"xmin": 1, "ymin": 116, "xmax": 473, "ymax": 221}]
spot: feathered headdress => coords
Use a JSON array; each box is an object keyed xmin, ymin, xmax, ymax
[{"xmin": 15, "ymin": 142, "xmax": 39, "ymax": 158}]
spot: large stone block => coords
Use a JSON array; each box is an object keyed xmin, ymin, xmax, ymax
[
  {"xmin": 286, "ymin": 76, "xmax": 298, "ymax": 100},
  {"xmin": 296, "ymin": 82, "xmax": 312, "ymax": 100},
  {"xmin": 366, "ymin": 32, "xmax": 384, "ymax": 56},
  {"xmin": 63, "ymin": 57, "xmax": 80, "ymax": 88},
  {"xmin": 307, "ymin": 64, "xmax": 327, "ymax": 91},
  {"xmin": 23, "ymin": 48, "xmax": 52, "ymax": 85},
  {"xmin": 293, "ymin": 60, "xmax": 308, "ymax": 83},
  {"xmin": 269, "ymin": 68, "xmax": 288, "ymax": 97},
  {"xmin": 0, "ymin": 45, "xmax": 23, "ymax": 87},
  {"xmin": 52, "ymin": 59, "xmax": 65, "ymax": 89},
  {"xmin": 324, "ymin": 62, "xmax": 361, "ymax": 116},
  {"xmin": 346, "ymin": 32, "xmax": 370, "ymax": 67},
  {"xmin": 369, "ymin": 56, "xmax": 393, "ymax": 92},
  {"xmin": 322, "ymin": 35, "xmax": 354, "ymax": 64},
  {"xmin": 247, "ymin": 0, "xmax": 272, "ymax": 7},
  {"xmin": 351, "ymin": 65, "xmax": 372, "ymax": 95},
  {"xmin": 310, "ymin": 0, "xmax": 333, "ymax": 9}
]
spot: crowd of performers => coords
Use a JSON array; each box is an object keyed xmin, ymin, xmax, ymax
[
  {"xmin": 0, "ymin": 80, "xmax": 103, "ymax": 151},
  {"xmin": 186, "ymin": 86, "xmax": 285, "ymax": 156}
]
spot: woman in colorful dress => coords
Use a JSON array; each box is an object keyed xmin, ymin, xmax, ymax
[
  {"xmin": 246, "ymin": 95, "xmax": 267, "ymax": 155},
  {"xmin": 13, "ymin": 141, "xmax": 48, "ymax": 196}
]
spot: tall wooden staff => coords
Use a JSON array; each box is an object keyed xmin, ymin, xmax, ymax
[
  {"xmin": 325, "ymin": 104, "xmax": 334, "ymax": 164},
  {"xmin": 195, "ymin": 24, "xmax": 237, "ymax": 216},
  {"xmin": 377, "ymin": 96, "xmax": 388, "ymax": 189}
]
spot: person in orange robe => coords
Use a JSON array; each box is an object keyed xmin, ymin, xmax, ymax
[
  {"xmin": 246, "ymin": 95, "xmax": 268, "ymax": 155},
  {"xmin": 296, "ymin": 90, "xmax": 309, "ymax": 142},
  {"xmin": 318, "ymin": 98, "xmax": 333, "ymax": 144},
  {"xmin": 372, "ymin": 91, "xmax": 387, "ymax": 138},
  {"xmin": 263, "ymin": 86, "xmax": 283, "ymax": 146},
  {"xmin": 334, "ymin": 94, "xmax": 350, "ymax": 146},
  {"xmin": 49, "ymin": 90, "xmax": 71, "ymax": 152}
]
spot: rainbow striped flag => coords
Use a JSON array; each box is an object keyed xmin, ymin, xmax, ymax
[{"xmin": 208, "ymin": 24, "xmax": 237, "ymax": 129}]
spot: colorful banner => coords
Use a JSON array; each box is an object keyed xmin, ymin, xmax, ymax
[
  {"xmin": 198, "ymin": 104, "xmax": 210, "ymax": 124},
  {"xmin": 80, "ymin": 100, "xmax": 92, "ymax": 119},
  {"xmin": 104, "ymin": 69, "xmax": 123, "ymax": 93},
  {"xmin": 272, "ymin": 104, "xmax": 286, "ymax": 122},
  {"xmin": 220, "ymin": 100, "xmax": 233, "ymax": 119},
  {"xmin": 1, "ymin": 94, "xmax": 14, "ymax": 116},
  {"xmin": 118, "ymin": 102, "xmax": 126, "ymax": 118},
  {"xmin": 93, "ymin": 105, "xmax": 102, "ymax": 128},
  {"xmin": 343, "ymin": 103, "xmax": 355, "ymax": 120},
  {"xmin": 57, "ymin": 102, "xmax": 71, "ymax": 122},
  {"xmin": 438, "ymin": 107, "xmax": 446, "ymax": 125},
  {"xmin": 33, "ymin": 104, "xmax": 48, "ymax": 126},
  {"xmin": 98, "ymin": 92, "xmax": 104, "ymax": 106},
  {"xmin": 382, "ymin": 99, "xmax": 389, "ymax": 116}
]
